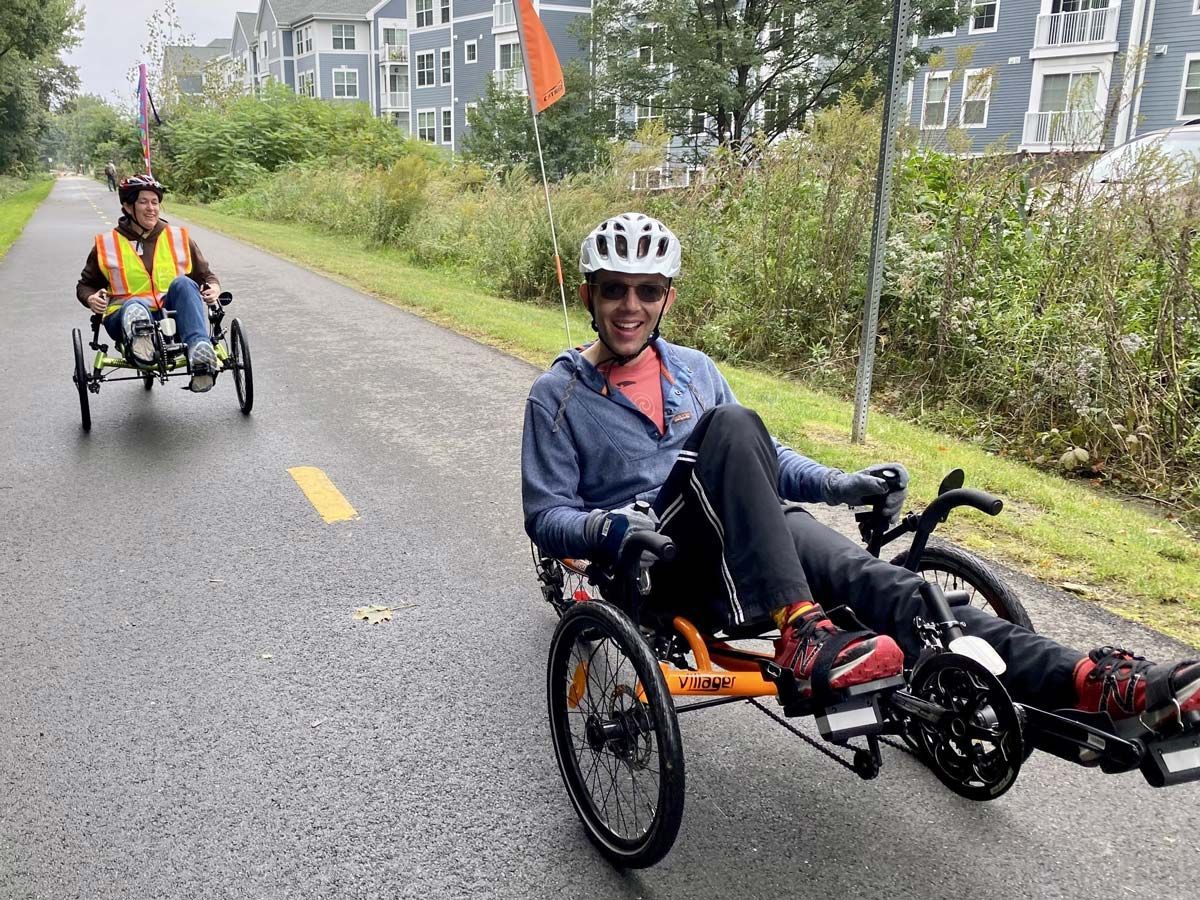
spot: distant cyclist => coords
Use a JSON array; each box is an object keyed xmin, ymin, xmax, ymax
[
  {"xmin": 76, "ymin": 174, "xmax": 222, "ymax": 392},
  {"xmin": 521, "ymin": 211, "xmax": 1200, "ymax": 736}
]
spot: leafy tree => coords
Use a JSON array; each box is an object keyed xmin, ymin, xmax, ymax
[
  {"xmin": 49, "ymin": 95, "xmax": 142, "ymax": 174},
  {"xmin": 583, "ymin": 0, "xmax": 960, "ymax": 155},
  {"xmin": 462, "ymin": 62, "xmax": 612, "ymax": 180},
  {"xmin": 0, "ymin": 0, "xmax": 83, "ymax": 171}
]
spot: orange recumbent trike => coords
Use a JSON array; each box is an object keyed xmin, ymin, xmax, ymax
[{"xmin": 534, "ymin": 471, "xmax": 1200, "ymax": 869}]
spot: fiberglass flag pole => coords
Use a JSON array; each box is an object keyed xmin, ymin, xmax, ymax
[
  {"xmin": 138, "ymin": 64, "xmax": 153, "ymax": 176},
  {"xmin": 511, "ymin": 0, "xmax": 571, "ymax": 345}
]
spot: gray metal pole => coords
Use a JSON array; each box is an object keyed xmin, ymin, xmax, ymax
[{"xmin": 851, "ymin": 0, "xmax": 912, "ymax": 443}]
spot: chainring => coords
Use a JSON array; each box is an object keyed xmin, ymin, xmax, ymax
[{"xmin": 907, "ymin": 652, "xmax": 1025, "ymax": 800}]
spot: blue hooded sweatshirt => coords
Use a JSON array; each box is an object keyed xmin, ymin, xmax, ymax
[{"xmin": 521, "ymin": 338, "xmax": 836, "ymax": 559}]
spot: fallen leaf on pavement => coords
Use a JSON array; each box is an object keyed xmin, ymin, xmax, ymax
[
  {"xmin": 354, "ymin": 605, "xmax": 393, "ymax": 625},
  {"xmin": 1060, "ymin": 582, "xmax": 1097, "ymax": 599},
  {"xmin": 260, "ymin": 653, "xmax": 274, "ymax": 660}
]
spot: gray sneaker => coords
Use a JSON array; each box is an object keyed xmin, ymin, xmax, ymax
[
  {"xmin": 188, "ymin": 341, "xmax": 218, "ymax": 393},
  {"xmin": 121, "ymin": 304, "xmax": 156, "ymax": 366}
]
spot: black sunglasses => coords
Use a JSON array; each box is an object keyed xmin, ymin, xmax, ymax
[{"xmin": 594, "ymin": 280, "xmax": 669, "ymax": 303}]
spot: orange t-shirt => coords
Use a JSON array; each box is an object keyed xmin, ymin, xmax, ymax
[{"xmin": 599, "ymin": 348, "xmax": 665, "ymax": 434}]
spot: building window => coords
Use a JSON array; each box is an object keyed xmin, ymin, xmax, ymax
[
  {"xmin": 296, "ymin": 71, "xmax": 315, "ymax": 97},
  {"xmin": 1179, "ymin": 56, "xmax": 1200, "ymax": 118},
  {"xmin": 442, "ymin": 108, "xmax": 453, "ymax": 143},
  {"xmin": 970, "ymin": 0, "xmax": 999, "ymax": 32},
  {"xmin": 961, "ymin": 69, "xmax": 992, "ymax": 127},
  {"xmin": 763, "ymin": 89, "xmax": 791, "ymax": 132},
  {"xmin": 465, "ymin": 41, "xmax": 477, "ymax": 64},
  {"xmin": 416, "ymin": 0, "xmax": 434, "ymax": 28},
  {"xmin": 417, "ymin": 51, "xmax": 435, "ymax": 86},
  {"xmin": 418, "ymin": 110, "xmax": 437, "ymax": 142},
  {"xmin": 465, "ymin": 102, "xmax": 478, "ymax": 126},
  {"xmin": 332, "ymin": 24, "xmax": 356, "ymax": 50},
  {"xmin": 333, "ymin": 69, "xmax": 358, "ymax": 98},
  {"xmin": 441, "ymin": 48, "xmax": 451, "ymax": 84},
  {"xmin": 922, "ymin": 72, "xmax": 950, "ymax": 128},
  {"xmin": 635, "ymin": 98, "xmax": 662, "ymax": 128},
  {"xmin": 306, "ymin": 28, "xmax": 313, "ymax": 53},
  {"xmin": 441, "ymin": 0, "xmax": 451, "ymax": 24},
  {"xmin": 689, "ymin": 109, "xmax": 706, "ymax": 135},
  {"xmin": 499, "ymin": 42, "xmax": 521, "ymax": 71}
]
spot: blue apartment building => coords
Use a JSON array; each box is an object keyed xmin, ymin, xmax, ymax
[
  {"xmin": 909, "ymin": 0, "xmax": 1200, "ymax": 153},
  {"xmin": 208, "ymin": 0, "xmax": 590, "ymax": 151}
]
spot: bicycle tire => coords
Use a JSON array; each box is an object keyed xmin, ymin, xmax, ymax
[
  {"xmin": 891, "ymin": 542, "xmax": 1034, "ymax": 631},
  {"xmin": 547, "ymin": 600, "xmax": 685, "ymax": 868}
]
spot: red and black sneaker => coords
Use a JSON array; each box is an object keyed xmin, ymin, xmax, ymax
[
  {"xmin": 772, "ymin": 605, "xmax": 904, "ymax": 702},
  {"xmin": 1074, "ymin": 646, "xmax": 1200, "ymax": 733}
]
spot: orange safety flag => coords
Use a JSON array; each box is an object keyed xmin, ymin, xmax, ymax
[{"xmin": 516, "ymin": 0, "xmax": 566, "ymax": 113}]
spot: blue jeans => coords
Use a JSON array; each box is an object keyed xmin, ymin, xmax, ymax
[{"xmin": 104, "ymin": 276, "xmax": 211, "ymax": 351}]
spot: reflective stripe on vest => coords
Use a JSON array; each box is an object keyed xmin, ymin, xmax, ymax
[{"xmin": 94, "ymin": 225, "xmax": 193, "ymax": 317}]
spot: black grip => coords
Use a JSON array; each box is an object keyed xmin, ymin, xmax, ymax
[
  {"xmin": 618, "ymin": 531, "xmax": 677, "ymax": 572},
  {"xmin": 937, "ymin": 488, "xmax": 1003, "ymax": 517},
  {"xmin": 218, "ymin": 291, "xmax": 234, "ymax": 306}
]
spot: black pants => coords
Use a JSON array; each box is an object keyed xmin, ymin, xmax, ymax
[
  {"xmin": 106, "ymin": 173, "xmax": 116, "ymax": 191},
  {"xmin": 650, "ymin": 405, "xmax": 1081, "ymax": 708}
]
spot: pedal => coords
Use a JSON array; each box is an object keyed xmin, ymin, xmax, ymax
[
  {"xmin": 816, "ymin": 693, "xmax": 888, "ymax": 741},
  {"xmin": 1141, "ymin": 729, "xmax": 1200, "ymax": 788}
]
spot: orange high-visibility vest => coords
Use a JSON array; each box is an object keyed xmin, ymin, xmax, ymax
[{"xmin": 94, "ymin": 225, "xmax": 192, "ymax": 318}]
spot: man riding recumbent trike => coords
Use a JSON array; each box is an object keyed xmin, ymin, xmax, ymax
[
  {"xmin": 71, "ymin": 174, "xmax": 253, "ymax": 431},
  {"xmin": 522, "ymin": 212, "xmax": 1200, "ymax": 868}
]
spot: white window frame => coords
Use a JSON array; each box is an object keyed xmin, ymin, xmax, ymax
[
  {"xmin": 416, "ymin": 50, "xmax": 435, "ymax": 87},
  {"xmin": 271, "ymin": 31, "xmax": 277, "ymax": 48},
  {"xmin": 464, "ymin": 40, "xmax": 477, "ymax": 64},
  {"xmin": 969, "ymin": 0, "xmax": 999, "ymax": 34},
  {"xmin": 305, "ymin": 28, "xmax": 313, "ymax": 54},
  {"xmin": 441, "ymin": 107, "xmax": 453, "ymax": 144},
  {"xmin": 960, "ymin": 68, "xmax": 992, "ymax": 128},
  {"xmin": 417, "ymin": 108, "xmax": 437, "ymax": 142},
  {"xmin": 332, "ymin": 23, "xmax": 356, "ymax": 51},
  {"xmin": 464, "ymin": 101, "xmax": 478, "ymax": 125},
  {"xmin": 440, "ymin": 0, "xmax": 451, "ymax": 24},
  {"xmin": 416, "ymin": 0, "xmax": 434, "ymax": 28},
  {"xmin": 921, "ymin": 70, "xmax": 952, "ymax": 129},
  {"xmin": 440, "ymin": 48, "xmax": 452, "ymax": 84},
  {"xmin": 1178, "ymin": 53, "xmax": 1200, "ymax": 119},
  {"xmin": 332, "ymin": 67, "xmax": 359, "ymax": 98},
  {"xmin": 497, "ymin": 40, "xmax": 521, "ymax": 71},
  {"xmin": 1194, "ymin": 0, "xmax": 1199, "ymax": 14}
]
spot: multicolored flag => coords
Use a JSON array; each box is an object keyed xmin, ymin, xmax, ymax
[
  {"xmin": 137, "ymin": 64, "xmax": 153, "ymax": 176},
  {"xmin": 513, "ymin": 0, "xmax": 565, "ymax": 113}
]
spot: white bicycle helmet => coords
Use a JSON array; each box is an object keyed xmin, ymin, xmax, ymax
[{"xmin": 579, "ymin": 212, "xmax": 681, "ymax": 278}]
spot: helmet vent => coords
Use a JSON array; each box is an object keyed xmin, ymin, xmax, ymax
[
  {"xmin": 596, "ymin": 234, "xmax": 609, "ymax": 258},
  {"xmin": 615, "ymin": 234, "xmax": 628, "ymax": 258},
  {"xmin": 637, "ymin": 235, "xmax": 651, "ymax": 259}
]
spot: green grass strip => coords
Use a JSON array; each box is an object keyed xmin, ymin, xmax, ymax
[
  {"xmin": 0, "ymin": 178, "xmax": 53, "ymax": 262},
  {"xmin": 173, "ymin": 201, "xmax": 1200, "ymax": 648}
]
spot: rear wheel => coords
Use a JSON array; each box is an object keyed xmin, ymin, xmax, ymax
[
  {"xmin": 547, "ymin": 601, "xmax": 684, "ymax": 868},
  {"xmin": 229, "ymin": 318, "xmax": 253, "ymax": 414},
  {"xmin": 891, "ymin": 542, "xmax": 1033, "ymax": 631},
  {"xmin": 72, "ymin": 328, "xmax": 91, "ymax": 432}
]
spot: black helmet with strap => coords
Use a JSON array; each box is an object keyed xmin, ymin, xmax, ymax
[{"xmin": 118, "ymin": 174, "xmax": 166, "ymax": 206}]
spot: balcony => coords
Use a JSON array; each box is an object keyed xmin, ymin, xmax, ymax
[
  {"xmin": 491, "ymin": 68, "xmax": 526, "ymax": 92},
  {"xmin": 630, "ymin": 166, "xmax": 698, "ymax": 192},
  {"xmin": 381, "ymin": 90, "xmax": 410, "ymax": 110},
  {"xmin": 1034, "ymin": 4, "xmax": 1120, "ymax": 51},
  {"xmin": 493, "ymin": 2, "xmax": 517, "ymax": 28},
  {"xmin": 1022, "ymin": 109, "xmax": 1104, "ymax": 149},
  {"xmin": 380, "ymin": 43, "xmax": 408, "ymax": 64}
]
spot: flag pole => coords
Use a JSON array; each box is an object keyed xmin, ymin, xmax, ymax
[{"xmin": 512, "ymin": 0, "xmax": 572, "ymax": 347}]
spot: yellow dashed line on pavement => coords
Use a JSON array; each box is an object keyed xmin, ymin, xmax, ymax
[{"xmin": 288, "ymin": 467, "xmax": 359, "ymax": 523}]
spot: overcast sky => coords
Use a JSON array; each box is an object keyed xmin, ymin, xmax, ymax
[{"xmin": 64, "ymin": 1, "xmax": 252, "ymax": 106}]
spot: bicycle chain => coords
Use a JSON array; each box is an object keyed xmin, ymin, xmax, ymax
[{"xmin": 747, "ymin": 698, "xmax": 916, "ymax": 773}]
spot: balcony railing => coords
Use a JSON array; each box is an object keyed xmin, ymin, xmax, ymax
[
  {"xmin": 1023, "ymin": 109, "xmax": 1104, "ymax": 148},
  {"xmin": 631, "ymin": 166, "xmax": 700, "ymax": 192},
  {"xmin": 493, "ymin": 2, "xmax": 516, "ymax": 27},
  {"xmin": 382, "ymin": 90, "xmax": 410, "ymax": 110},
  {"xmin": 380, "ymin": 43, "xmax": 408, "ymax": 64},
  {"xmin": 1034, "ymin": 5, "xmax": 1120, "ymax": 49},
  {"xmin": 491, "ymin": 68, "xmax": 526, "ymax": 92}
]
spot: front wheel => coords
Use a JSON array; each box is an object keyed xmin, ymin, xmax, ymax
[
  {"xmin": 72, "ymin": 328, "xmax": 91, "ymax": 431},
  {"xmin": 891, "ymin": 542, "xmax": 1033, "ymax": 631},
  {"xmin": 547, "ymin": 601, "xmax": 685, "ymax": 868},
  {"xmin": 229, "ymin": 317, "xmax": 253, "ymax": 414}
]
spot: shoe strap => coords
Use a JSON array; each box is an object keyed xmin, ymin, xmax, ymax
[
  {"xmin": 810, "ymin": 627, "xmax": 874, "ymax": 706},
  {"xmin": 1144, "ymin": 664, "xmax": 1174, "ymax": 713}
]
